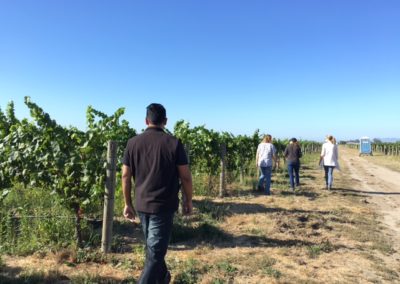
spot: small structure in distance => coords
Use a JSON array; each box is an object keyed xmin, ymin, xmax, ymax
[{"xmin": 359, "ymin": 136, "xmax": 373, "ymax": 156}]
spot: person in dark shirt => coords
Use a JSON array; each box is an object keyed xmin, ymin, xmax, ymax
[
  {"xmin": 283, "ymin": 138, "xmax": 303, "ymax": 191},
  {"xmin": 122, "ymin": 103, "xmax": 193, "ymax": 284}
]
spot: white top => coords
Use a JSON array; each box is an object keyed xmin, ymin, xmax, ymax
[
  {"xmin": 321, "ymin": 142, "xmax": 339, "ymax": 167},
  {"xmin": 256, "ymin": 143, "xmax": 276, "ymax": 167}
]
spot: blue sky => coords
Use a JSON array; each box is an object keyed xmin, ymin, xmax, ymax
[{"xmin": 1, "ymin": 0, "xmax": 399, "ymax": 141}]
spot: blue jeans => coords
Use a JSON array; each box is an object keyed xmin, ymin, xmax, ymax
[
  {"xmin": 258, "ymin": 166, "xmax": 272, "ymax": 195},
  {"xmin": 287, "ymin": 162, "xmax": 300, "ymax": 189},
  {"xmin": 137, "ymin": 211, "xmax": 174, "ymax": 284},
  {"xmin": 324, "ymin": 166, "xmax": 335, "ymax": 188}
]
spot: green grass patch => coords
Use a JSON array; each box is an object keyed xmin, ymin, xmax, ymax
[
  {"xmin": 257, "ymin": 256, "xmax": 282, "ymax": 279},
  {"xmin": 216, "ymin": 261, "xmax": 238, "ymax": 276},
  {"xmin": 173, "ymin": 259, "xmax": 206, "ymax": 284},
  {"xmin": 195, "ymin": 199, "xmax": 231, "ymax": 221},
  {"xmin": 307, "ymin": 241, "xmax": 334, "ymax": 258},
  {"xmin": 263, "ymin": 266, "xmax": 282, "ymax": 279},
  {"xmin": 0, "ymin": 188, "xmax": 76, "ymax": 255}
]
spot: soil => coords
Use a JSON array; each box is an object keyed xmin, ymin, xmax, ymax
[{"xmin": 340, "ymin": 147, "xmax": 400, "ymax": 248}]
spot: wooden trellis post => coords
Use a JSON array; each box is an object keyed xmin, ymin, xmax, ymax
[
  {"xmin": 219, "ymin": 143, "xmax": 226, "ymax": 197},
  {"xmin": 101, "ymin": 141, "xmax": 117, "ymax": 253}
]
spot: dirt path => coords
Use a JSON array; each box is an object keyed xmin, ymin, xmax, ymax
[{"xmin": 340, "ymin": 146, "xmax": 400, "ymax": 248}]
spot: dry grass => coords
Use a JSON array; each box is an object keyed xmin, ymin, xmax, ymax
[
  {"xmin": 366, "ymin": 153, "xmax": 400, "ymax": 172},
  {"xmin": 1, "ymin": 153, "xmax": 400, "ymax": 283},
  {"xmin": 347, "ymin": 147, "xmax": 400, "ymax": 172}
]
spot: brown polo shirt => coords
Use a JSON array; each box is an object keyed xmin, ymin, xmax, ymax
[{"xmin": 122, "ymin": 127, "xmax": 188, "ymax": 214}]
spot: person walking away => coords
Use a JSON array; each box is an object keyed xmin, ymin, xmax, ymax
[
  {"xmin": 122, "ymin": 103, "xmax": 193, "ymax": 284},
  {"xmin": 283, "ymin": 138, "xmax": 302, "ymax": 191},
  {"xmin": 256, "ymin": 134, "xmax": 277, "ymax": 195},
  {"xmin": 319, "ymin": 135, "xmax": 339, "ymax": 190}
]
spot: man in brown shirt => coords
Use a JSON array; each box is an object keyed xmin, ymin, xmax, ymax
[{"xmin": 122, "ymin": 103, "xmax": 193, "ymax": 284}]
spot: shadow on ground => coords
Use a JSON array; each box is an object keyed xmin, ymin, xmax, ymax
[
  {"xmin": 111, "ymin": 196, "xmax": 344, "ymax": 255},
  {"xmin": 225, "ymin": 186, "xmax": 320, "ymax": 199},
  {"xmin": 168, "ymin": 199, "xmax": 346, "ymax": 252},
  {"xmin": 169, "ymin": 220, "xmax": 345, "ymax": 252},
  {"xmin": 192, "ymin": 199, "xmax": 330, "ymax": 216},
  {"xmin": 332, "ymin": 188, "xmax": 400, "ymax": 196},
  {"xmin": 0, "ymin": 264, "xmax": 136, "ymax": 284}
]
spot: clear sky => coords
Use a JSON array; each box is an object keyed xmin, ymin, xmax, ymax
[{"xmin": 1, "ymin": 0, "xmax": 399, "ymax": 141}]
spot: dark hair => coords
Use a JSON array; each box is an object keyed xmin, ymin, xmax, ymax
[
  {"xmin": 146, "ymin": 103, "xmax": 166, "ymax": 125},
  {"xmin": 290, "ymin": 137, "xmax": 297, "ymax": 143}
]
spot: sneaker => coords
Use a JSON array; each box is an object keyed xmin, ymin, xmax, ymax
[{"xmin": 290, "ymin": 187, "xmax": 294, "ymax": 191}]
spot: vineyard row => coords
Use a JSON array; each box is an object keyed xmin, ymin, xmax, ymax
[{"xmin": 0, "ymin": 98, "xmax": 322, "ymax": 246}]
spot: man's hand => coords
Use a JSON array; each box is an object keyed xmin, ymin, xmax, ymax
[
  {"xmin": 177, "ymin": 164, "xmax": 193, "ymax": 216},
  {"xmin": 182, "ymin": 199, "xmax": 193, "ymax": 215},
  {"xmin": 123, "ymin": 205, "xmax": 136, "ymax": 223}
]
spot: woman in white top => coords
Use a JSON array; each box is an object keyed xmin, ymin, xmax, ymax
[
  {"xmin": 319, "ymin": 135, "xmax": 339, "ymax": 190},
  {"xmin": 256, "ymin": 134, "xmax": 277, "ymax": 195}
]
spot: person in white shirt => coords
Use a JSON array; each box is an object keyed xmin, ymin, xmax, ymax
[
  {"xmin": 319, "ymin": 135, "xmax": 339, "ymax": 190},
  {"xmin": 256, "ymin": 134, "xmax": 277, "ymax": 195}
]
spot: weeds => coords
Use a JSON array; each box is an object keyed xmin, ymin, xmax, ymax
[
  {"xmin": 0, "ymin": 267, "xmax": 137, "ymax": 284},
  {"xmin": 0, "ymin": 188, "xmax": 75, "ymax": 255},
  {"xmin": 195, "ymin": 199, "xmax": 231, "ymax": 221},
  {"xmin": 259, "ymin": 255, "xmax": 277, "ymax": 267},
  {"xmin": 174, "ymin": 259, "xmax": 204, "ymax": 284},
  {"xmin": 248, "ymin": 228, "xmax": 264, "ymax": 236},
  {"xmin": 0, "ymin": 268, "xmax": 66, "ymax": 284},
  {"xmin": 111, "ymin": 235, "xmax": 126, "ymax": 253},
  {"xmin": 132, "ymin": 243, "xmax": 145, "ymax": 255},
  {"xmin": 171, "ymin": 211, "xmax": 229, "ymax": 244},
  {"xmin": 70, "ymin": 274, "xmax": 136, "ymax": 284},
  {"xmin": 216, "ymin": 261, "xmax": 238, "ymax": 276},
  {"xmin": 75, "ymin": 248, "xmax": 108, "ymax": 264},
  {"xmin": 263, "ymin": 266, "xmax": 282, "ymax": 279},
  {"xmin": 257, "ymin": 256, "xmax": 282, "ymax": 279},
  {"xmin": 307, "ymin": 241, "xmax": 334, "ymax": 258},
  {"xmin": 211, "ymin": 278, "xmax": 225, "ymax": 284},
  {"xmin": 119, "ymin": 258, "xmax": 139, "ymax": 271},
  {"xmin": 371, "ymin": 239, "xmax": 396, "ymax": 255}
]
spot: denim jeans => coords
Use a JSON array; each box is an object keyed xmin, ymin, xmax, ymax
[
  {"xmin": 137, "ymin": 211, "xmax": 174, "ymax": 284},
  {"xmin": 258, "ymin": 166, "xmax": 272, "ymax": 195},
  {"xmin": 287, "ymin": 162, "xmax": 300, "ymax": 189},
  {"xmin": 324, "ymin": 166, "xmax": 335, "ymax": 188}
]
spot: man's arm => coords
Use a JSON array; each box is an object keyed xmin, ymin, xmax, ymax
[
  {"xmin": 122, "ymin": 165, "xmax": 136, "ymax": 222},
  {"xmin": 177, "ymin": 164, "xmax": 193, "ymax": 215}
]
